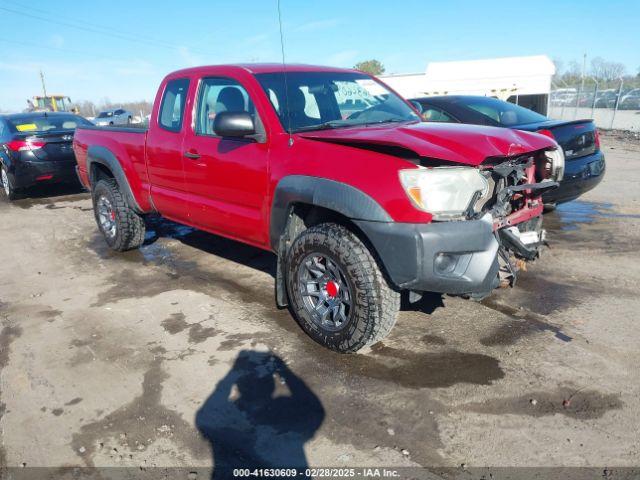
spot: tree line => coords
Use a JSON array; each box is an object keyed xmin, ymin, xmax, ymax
[
  {"xmin": 553, "ymin": 57, "xmax": 640, "ymax": 89},
  {"xmin": 353, "ymin": 57, "xmax": 640, "ymax": 91}
]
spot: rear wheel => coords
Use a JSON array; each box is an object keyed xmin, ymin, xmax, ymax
[
  {"xmin": 92, "ymin": 178, "xmax": 145, "ymax": 251},
  {"xmin": 286, "ymin": 223, "xmax": 400, "ymax": 353},
  {"xmin": 1, "ymin": 166, "xmax": 17, "ymax": 201}
]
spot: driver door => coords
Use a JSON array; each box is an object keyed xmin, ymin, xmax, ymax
[{"xmin": 181, "ymin": 77, "xmax": 270, "ymax": 246}]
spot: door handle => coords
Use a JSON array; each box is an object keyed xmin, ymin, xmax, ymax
[{"xmin": 184, "ymin": 151, "xmax": 201, "ymax": 159}]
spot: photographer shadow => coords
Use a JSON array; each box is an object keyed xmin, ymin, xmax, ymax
[{"xmin": 196, "ymin": 350, "xmax": 325, "ymax": 479}]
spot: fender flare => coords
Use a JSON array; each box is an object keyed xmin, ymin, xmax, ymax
[
  {"xmin": 86, "ymin": 145, "xmax": 145, "ymax": 213},
  {"xmin": 269, "ymin": 175, "xmax": 392, "ymax": 250}
]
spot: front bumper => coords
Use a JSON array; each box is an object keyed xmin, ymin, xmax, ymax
[
  {"xmin": 355, "ymin": 214, "xmax": 500, "ymax": 296},
  {"xmin": 13, "ymin": 160, "xmax": 79, "ymax": 189},
  {"xmin": 543, "ymin": 150, "xmax": 605, "ymax": 204}
]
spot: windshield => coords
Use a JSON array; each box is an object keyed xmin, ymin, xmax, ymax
[
  {"xmin": 255, "ymin": 71, "xmax": 420, "ymax": 133},
  {"xmin": 7, "ymin": 114, "xmax": 92, "ymax": 133},
  {"xmin": 97, "ymin": 111, "xmax": 114, "ymax": 118},
  {"xmin": 459, "ymin": 97, "xmax": 548, "ymax": 126}
]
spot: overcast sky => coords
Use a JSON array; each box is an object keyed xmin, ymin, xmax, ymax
[{"xmin": 1, "ymin": 0, "xmax": 638, "ymax": 112}]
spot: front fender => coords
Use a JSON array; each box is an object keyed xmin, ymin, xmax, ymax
[{"xmin": 269, "ymin": 175, "xmax": 392, "ymax": 250}]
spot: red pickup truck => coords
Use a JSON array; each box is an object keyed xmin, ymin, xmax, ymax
[{"xmin": 74, "ymin": 64, "xmax": 563, "ymax": 353}]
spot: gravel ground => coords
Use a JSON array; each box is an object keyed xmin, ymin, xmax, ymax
[{"xmin": 1, "ymin": 132, "xmax": 639, "ymax": 479}]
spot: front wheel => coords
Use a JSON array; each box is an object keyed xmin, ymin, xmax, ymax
[
  {"xmin": 1, "ymin": 166, "xmax": 17, "ymax": 201},
  {"xmin": 286, "ymin": 223, "xmax": 400, "ymax": 353},
  {"xmin": 92, "ymin": 178, "xmax": 145, "ymax": 251}
]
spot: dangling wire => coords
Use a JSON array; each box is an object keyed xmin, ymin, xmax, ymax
[{"xmin": 277, "ymin": 0, "xmax": 293, "ymax": 146}]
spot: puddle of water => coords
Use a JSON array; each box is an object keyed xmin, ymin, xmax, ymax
[
  {"xmin": 328, "ymin": 344, "xmax": 506, "ymax": 389},
  {"xmin": 552, "ymin": 200, "xmax": 640, "ymax": 231}
]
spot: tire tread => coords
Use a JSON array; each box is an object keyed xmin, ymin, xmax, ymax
[
  {"xmin": 287, "ymin": 222, "xmax": 400, "ymax": 352},
  {"xmin": 93, "ymin": 178, "xmax": 145, "ymax": 251}
]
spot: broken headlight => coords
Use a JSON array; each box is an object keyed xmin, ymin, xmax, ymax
[{"xmin": 399, "ymin": 166, "xmax": 489, "ymax": 220}]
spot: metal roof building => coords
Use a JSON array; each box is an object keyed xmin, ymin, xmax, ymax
[{"xmin": 381, "ymin": 55, "xmax": 556, "ymax": 114}]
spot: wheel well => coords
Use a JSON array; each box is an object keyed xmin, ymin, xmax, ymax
[
  {"xmin": 90, "ymin": 162, "xmax": 115, "ymax": 186},
  {"xmin": 283, "ymin": 203, "xmax": 394, "ymax": 283},
  {"xmin": 292, "ymin": 204, "xmax": 354, "ymax": 231}
]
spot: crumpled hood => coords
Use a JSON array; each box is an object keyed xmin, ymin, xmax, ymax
[{"xmin": 298, "ymin": 121, "xmax": 556, "ymax": 166}]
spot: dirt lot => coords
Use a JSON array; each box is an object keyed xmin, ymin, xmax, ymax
[{"xmin": 1, "ymin": 133, "xmax": 639, "ymax": 478}]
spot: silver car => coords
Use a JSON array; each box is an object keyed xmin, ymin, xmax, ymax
[{"xmin": 94, "ymin": 108, "xmax": 133, "ymax": 126}]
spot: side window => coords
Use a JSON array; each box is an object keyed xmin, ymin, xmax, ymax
[
  {"xmin": 159, "ymin": 78, "xmax": 190, "ymax": 132},
  {"xmin": 0, "ymin": 120, "xmax": 6, "ymax": 140},
  {"xmin": 422, "ymin": 106, "xmax": 457, "ymax": 123},
  {"xmin": 195, "ymin": 77, "xmax": 256, "ymax": 136}
]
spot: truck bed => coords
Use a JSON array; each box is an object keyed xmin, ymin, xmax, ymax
[
  {"xmin": 78, "ymin": 124, "xmax": 148, "ymax": 133},
  {"xmin": 73, "ymin": 125, "xmax": 150, "ymax": 210}
]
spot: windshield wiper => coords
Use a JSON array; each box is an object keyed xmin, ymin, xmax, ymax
[
  {"xmin": 294, "ymin": 118, "xmax": 417, "ymax": 133},
  {"xmin": 366, "ymin": 118, "xmax": 416, "ymax": 126},
  {"xmin": 293, "ymin": 120, "xmax": 354, "ymax": 133}
]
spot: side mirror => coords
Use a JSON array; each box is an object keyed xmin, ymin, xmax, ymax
[
  {"xmin": 213, "ymin": 112, "xmax": 256, "ymax": 138},
  {"xmin": 409, "ymin": 100, "xmax": 424, "ymax": 114}
]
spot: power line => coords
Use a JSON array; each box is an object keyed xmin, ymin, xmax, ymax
[
  {"xmin": 3, "ymin": 0, "xmax": 170, "ymax": 46},
  {"xmin": 0, "ymin": 38, "xmax": 124, "ymax": 63},
  {"xmin": 0, "ymin": 4, "xmax": 212, "ymax": 57}
]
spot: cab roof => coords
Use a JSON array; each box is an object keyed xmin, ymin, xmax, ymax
[{"xmin": 168, "ymin": 63, "xmax": 362, "ymax": 77}]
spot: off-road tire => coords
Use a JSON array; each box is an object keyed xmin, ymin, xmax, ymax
[
  {"xmin": 1, "ymin": 165, "xmax": 18, "ymax": 201},
  {"xmin": 286, "ymin": 223, "xmax": 400, "ymax": 353},
  {"xmin": 92, "ymin": 178, "xmax": 145, "ymax": 251}
]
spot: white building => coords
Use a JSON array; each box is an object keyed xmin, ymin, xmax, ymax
[{"xmin": 381, "ymin": 55, "xmax": 556, "ymax": 114}]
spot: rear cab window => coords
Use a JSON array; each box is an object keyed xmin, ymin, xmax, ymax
[{"xmin": 159, "ymin": 78, "xmax": 190, "ymax": 132}]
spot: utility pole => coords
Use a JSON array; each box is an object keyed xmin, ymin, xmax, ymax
[
  {"xmin": 40, "ymin": 70, "xmax": 48, "ymax": 98},
  {"xmin": 575, "ymin": 53, "xmax": 587, "ymax": 119},
  {"xmin": 580, "ymin": 53, "xmax": 587, "ymax": 93}
]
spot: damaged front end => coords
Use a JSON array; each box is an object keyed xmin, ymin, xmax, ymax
[
  {"xmin": 476, "ymin": 147, "xmax": 563, "ymax": 289},
  {"xmin": 389, "ymin": 145, "xmax": 564, "ymax": 299}
]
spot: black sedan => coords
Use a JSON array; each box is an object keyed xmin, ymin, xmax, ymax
[
  {"xmin": 411, "ymin": 95, "xmax": 606, "ymax": 206},
  {"xmin": 0, "ymin": 112, "xmax": 92, "ymax": 201}
]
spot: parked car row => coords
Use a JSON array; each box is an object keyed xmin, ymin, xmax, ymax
[
  {"xmin": 1, "ymin": 64, "xmax": 601, "ymax": 353},
  {"xmin": 93, "ymin": 108, "xmax": 134, "ymax": 126},
  {"xmin": 550, "ymin": 88, "xmax": 640, "ymax": 110}
]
